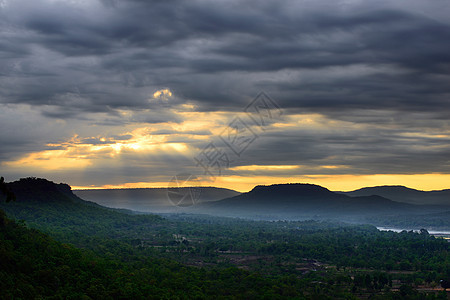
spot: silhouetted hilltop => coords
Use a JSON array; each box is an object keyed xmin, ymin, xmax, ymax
[
  {"xmin": 201, "ymin": 183, "xmax": 414, "ymax": 218},
  {"xmin": 249, "ymin": 183, "xmax": 338, "ymax": 200},
  {"xmin": 0, "ymin": 177, "xmax": 163, "ymax": 244},
  {"xmin": 340, "ymin": 185, "xmax": 450, "ymax": 206},
  {"xmin": 215, "ymin": 183, "xmax": 348, "ymax": 208},
  {"xmin": 4, "ymin": 177, "xmax": 102, "ymax": 208}
]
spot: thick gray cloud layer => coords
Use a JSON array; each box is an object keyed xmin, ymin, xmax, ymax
[{"xmin": 1, "ymin": 0, "xmax": 450, "ymax": 185}]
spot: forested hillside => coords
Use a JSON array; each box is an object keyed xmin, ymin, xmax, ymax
[{"xmin": 1, "ymin": 178, "xmax": 449, "ymax": 299}]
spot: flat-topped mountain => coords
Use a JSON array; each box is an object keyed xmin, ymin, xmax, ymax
[
  {"xmin": 1, "ymin": 178, "xmax": 449, "ymax": 228},
  {"xmin": 198, "ymin": 183, "xmax": 415, "ymax": 218},
  {"xmin": 5, "ymin": 177, "xmax": 93, "ymax": 205},
  {"xmin": 339, "ymin": 185, "xmax": 450, "ymax": 206},
  {"xmin": 0, "ymin": 177, "xmax": 163, "ymax": 242}
]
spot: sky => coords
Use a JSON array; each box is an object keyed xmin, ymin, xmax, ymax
[{"xmin": 1, "ymin": 0, "xmax": 450, "ymax": 192}]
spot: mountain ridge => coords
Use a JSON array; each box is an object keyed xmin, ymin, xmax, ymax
[
  {"xmin": 339, "ymin": 185, "xmax": 450, "ymax": 206},
  {"xmin": 196, "ymin": 183, "xmax": 418, "ymax": 219},
  {"xmin": 1, "ymin": 178, "xmax": 449, "ymax": 229}
]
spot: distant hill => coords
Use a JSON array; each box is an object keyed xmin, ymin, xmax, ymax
[
  {"xmin": 339, "ymin": 186, "xmax": 450, "ymax": 206},
  {"xmin": 74, "ymin": 187, "xmax": 240, "ymax": 213},
  {"xmin": 196, "ymin": 183, "xmax": 417, "ymax": 219},
  {"xmin": 6, "ymin": 177, "xmax": 97, "ymax": 205},
  {"xmin": 0, "ymin": 178, "xmax": 163, "ymax": 243},
  {"xmin": 1, "ymin": 178, "xmax": 448, "ymax": 229}
]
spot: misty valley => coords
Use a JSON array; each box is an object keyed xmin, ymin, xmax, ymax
[
  {"xmin": 74, "ymin": 182, "xmax": 450, "ymax": 233},
  {"xmin": 0, "ymin": 177, "xmax": 449, "ymax": 299}
]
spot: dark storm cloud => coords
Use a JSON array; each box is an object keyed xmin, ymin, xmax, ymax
[
  {"xmin": 111, "ymin": 134, "xmax": 133, "ymax": 141},
  {"xmin": 1, "ymin": 0, "xmax": 449, "ymax": 115},
  {"xmin": 183, "ymin": 107, "xmax": 450, "ymax": 178},
  {"xmin": 0, "ymin": 104, "xmax": 70, "ymax": 161}
]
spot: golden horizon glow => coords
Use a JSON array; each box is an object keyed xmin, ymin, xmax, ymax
[
  {"xmin": 71, "ymin": 173, "xmax": 450, "ymax": 193},
  {"xmin": 3, "ymin": 149, "xmax": 93, "ymax": 170},
  {"xmin": 0, "ymin": 108, "xmax": 251, "ymax": 172},
  {"xmin": 229, "ymin": 164, "xmax": 350, "ymax": 173},
  {"xmin": 3, "ymin": 108, "xmax": 450, "ymax": 193},
  {"xmin": 1, "ymin": 112, "xmax": 341, "ymax": 173},
  {"xmin": 2, "ymin": 127, "xmax": 192, "ymax": 171}
]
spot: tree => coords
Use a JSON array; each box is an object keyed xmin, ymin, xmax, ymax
[
  {"xmin": 0, "ymin": 177, "xmax": 16, "ymax": 202},
  {"xmin": 420, "ymin": 228, "xmax": 429, "ymax": 235}
]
